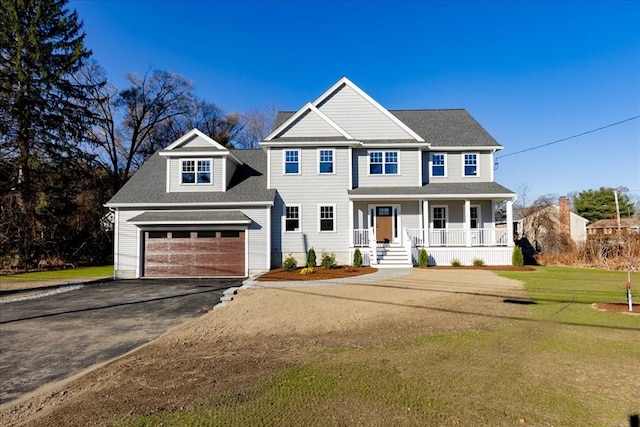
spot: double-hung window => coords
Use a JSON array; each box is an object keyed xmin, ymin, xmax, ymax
[
  {"xmin": 431, "ymin": 153, "xmax": 446, "ymax": 177},
  {"xmin": 464, "ymin": 153, "xmax": 478, "ymax": 177},
  {"xmin": 369, "ymin": 151, "xmax": 399, "ymax": 175},
  {"xmin": 318, "ymin": 149, "xmax": 334, "ymax": 174},
  {"xmin": 284, "ymin": 149, "xmax": 300, "ymax": 174},
  {"xmin": 285, "ymin": 205, "xmax": 300, "ymax": 232},
  {"xmin": 181, "ymin": 159, "xmax": 211, "ymax": 184},
  {"xmin": 319, "ymin": 205, "xmax": 335, "ymax": 232}
]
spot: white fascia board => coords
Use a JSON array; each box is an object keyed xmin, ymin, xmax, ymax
[
  {"xmin": 348, "ymin": 193, "xmax": 516, "ymax": 200},
  {"xmin": 105, "ymin": 201, "xmax": 274, "ymax": 208},
  {"xmin": 309, "ymin": 104, "xmax": 354, "ymax": 139},
  {"xmin": 318, "ymin": 77, "xmax": 425, "ymax": 142},
  {"xmin": 361, "ymin": 142, "xmax": 431, "ymax": 149},
  {"xmin": 130, "ymin": 219, "xmax": 252, "ymax": 225},
  {"xmin": 159, "ymin": 150, "xmax": 243, "ymax": 165},
  {"xmin": 428, "ymin": 146, "xmax": 503, "ymax": 151},
  {"xmin": 260, "ymin": 140, "xmax": 362, "ymax": 148},
  {"xmin": 164, "ymin": 128, "xmax": 229, "ymax": 151}
]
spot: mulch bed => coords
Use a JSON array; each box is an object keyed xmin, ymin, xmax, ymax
[{"xmin": 592, "ymin": 302, "xmax": 640, "ymax": 314}]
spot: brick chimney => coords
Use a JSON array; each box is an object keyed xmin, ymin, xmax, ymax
[{"xmin": 559, "ymin": 197, "xmax": 571, "ymax": 248}]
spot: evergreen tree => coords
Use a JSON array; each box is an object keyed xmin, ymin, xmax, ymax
[
  {"xmin": 0, "ymin": 0, "xmax": 96, "ymax": 269},
  {"xmin": 573, "ymin": 187, "xmax": 635, "ymax": 223}
]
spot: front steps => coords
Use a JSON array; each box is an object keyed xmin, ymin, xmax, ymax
[{"xmin": 373, "ymin": 245, "xmax": 412, "ymax": 268}]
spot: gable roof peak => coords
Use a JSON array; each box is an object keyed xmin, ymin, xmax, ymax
[{"xmin": 164, "ymin": 128, "xmax": 228, "ymax": 151}]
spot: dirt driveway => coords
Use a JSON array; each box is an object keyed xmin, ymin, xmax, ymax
[
  {"xmin": 0, "ymin": 278, "xmax": 234, "ymax": 405},
  {"xmin": 0, "ymin": 269, "xmax": 529, "ymax": 427}
]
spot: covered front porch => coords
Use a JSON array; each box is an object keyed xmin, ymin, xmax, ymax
[{"xmin": 348, "ymin": 194, "xmax": 516, "ymax": 266}]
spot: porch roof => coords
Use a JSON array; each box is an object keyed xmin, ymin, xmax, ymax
[
  {"xmin": 348, "ymin": 182, "xmax": 516, "ymax": 199},
  {"xmin": 128, "ymin": 210, "xmax": 251, "ymax": 225}
]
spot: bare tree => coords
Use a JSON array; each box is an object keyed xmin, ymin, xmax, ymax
[
  {"xmin": 521, "ymin": 195, "xmax": 562, "ymax": 253},
  {"xmin": 81, "ymin": 66, "xmax": 194, "ymax": 193},
  {"xmin": 235, "ymin": 104, "xmax": 278, "ymax": 149}
]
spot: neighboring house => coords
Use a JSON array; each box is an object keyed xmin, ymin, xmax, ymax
[
  {"xmin": 587, "ymin": 218, "xmax": 640, "ymax": 240},
  {"xmin": 106, "ymin": 77, "xmax": 517, "ymax": 279},
  {"xmin": 513, "ymin": 198, "xmax": 589, "ymax": 249}
]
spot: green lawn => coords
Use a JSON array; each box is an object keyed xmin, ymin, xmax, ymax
[
  {"xmin": 0, "ymin": 265, "xmax": 113, "ymax": 282},
  {"xmin": 117, "ymin": 267, "xmax": 638, "ymax": 426}
]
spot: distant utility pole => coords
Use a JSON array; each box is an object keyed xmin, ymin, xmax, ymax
[{"xmin": 615, "ymin": 189, "xmax": 633, "ymax": 312}]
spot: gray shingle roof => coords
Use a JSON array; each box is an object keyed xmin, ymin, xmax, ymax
[
  {"xmin": 128, "ymin": 211, "xmax": 251, "ymax": 223},
  {"xmin": 106, "ymin": 149, "xmax": 275, "ymax": 206},
  {"xmin": 348, "ymin": 182, "xmax": 515, "ymax": 197},
  {"xmin": 273, "ymin": 109, "xmax": 501, "ymax": 148}
]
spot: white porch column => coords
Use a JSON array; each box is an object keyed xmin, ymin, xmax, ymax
[
  {"xmin": 348, "ymin": 200, "xmax": 354, "ymax": 247},
  {"xmin": 506, "ymin": 199, "xmax": 514, "ymax": 247},
  {"xmin": 464, "ymin": 199, "xmax": 471, "ymax": 247},
  {"xmin": 423, "ymin": 200, "xmax": 429, "ymax": 247}
]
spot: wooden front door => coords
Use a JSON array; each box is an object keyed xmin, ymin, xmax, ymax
[{"xmin": 376, "ymin": 206, "xmax": 393, "ymax": 243}]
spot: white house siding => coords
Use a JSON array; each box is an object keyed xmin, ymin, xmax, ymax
[
  {"xmin": 114, "ymin": 209, "xmax": 143, "ymax": 279},
  {"xmin": 243, "ymin": 206, "xmax": 270, "ymax": 275},
  {"xmin": 168, "ymin": 157, "xmax": 224, "ymax": 193},
  {"xmin": 279, "ymin": 110, "xmax": 344, "ymax": 138},
  {"xmin": 317, "ymin": 84, "xmax": 414, "ymax": 140},
  {"xmin": 269, "ymin": 146, "xmax": 352, "ymax": 266},
  {"xmin": 570, "ymin": 213, "xmax": 588, "ymax": 242},
  {"xmin": 352, "ymin": 149, "xmax": 420, "ymax": 188}
]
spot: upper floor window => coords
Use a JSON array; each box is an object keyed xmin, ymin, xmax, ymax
[
  {"xmin": 464, "ymin": 153, "xmax": 477, "ymax": 176},
  {"xmin": 319, "ymin": 205, "xmax": 335, "ymax": 232},
  {"xmin": 181, "ymin": 159, "xmax": 211, "ymax": 184},
  {"xmin": 318, "ymin": 149, "xmax": 334, "ymax": 174},
  {"xmin": 284, "ymin": 149, "xmax": 300, "ymax": 174},
  {"xmin": 285, "ymin": 205, "xmax": 300, "ymax": 232},
  {"xmin": 369, "ymin": 151, "xmax": 399, "ymax": 175},
  {"xmin": 431, "ymin": 153, "xmax": 446, "ymax": 177}
]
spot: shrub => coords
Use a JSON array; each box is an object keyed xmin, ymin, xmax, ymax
[
  {"xmin": 418, "ymin": 248, "xmax": 428, "ymax": 267},
  {"xmin": 353, "ymin": 248, "xmax": 363, "ymax": 268},
  {"xmin": 283, "ymin": 254, "xmax": 297, "ymax": 271},
  {"xmin": 512, "ymin": 246, "xmax": 524, "ymax": 267},
  {"xmin": 343, "ymin": 265, "xmax": 354, "ymax": 273},
  {"xmin": 451, "ymin": 258, "xmax": 462, "ymax": 267},
  {"xmin": 300, "ymin": 267, "xmax": 314, "ymax": 275},
  {"xmin": 306, "ymin": 247, "xmax": 316, "ymax": 268},
  {"xmin": 472, "ymin": 257, "xmax": 485, "ymax": 267},
  {"xmin": 320, "ymin": 252, "xmax": 337, "ymax": 269}
]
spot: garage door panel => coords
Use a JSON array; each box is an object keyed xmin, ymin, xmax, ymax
[{"xmin": 144, "ymin": 230, "xmax": 245, "ymax": 277}]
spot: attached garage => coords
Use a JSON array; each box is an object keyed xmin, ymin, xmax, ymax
[{"xmin": 129, "ymin": 211, "xmax": 251, "ymax": 277}]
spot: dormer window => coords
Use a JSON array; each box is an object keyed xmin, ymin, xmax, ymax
[{"xmin": 181, "ymin": 159, "xmax": 212, "ymax": 184}]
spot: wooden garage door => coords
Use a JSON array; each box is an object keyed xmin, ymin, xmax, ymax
[{"xmin": 144, "ymin": 230, "xmax": 245, "ymax": 277}]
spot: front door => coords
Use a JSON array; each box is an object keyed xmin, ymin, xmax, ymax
[{"xmin": 376, "ymin": 206, "xmax": 393, "ymax": 243}]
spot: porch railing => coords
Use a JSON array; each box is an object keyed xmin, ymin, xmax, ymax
[{"xmin": 405, "ymin": 228, "xmax": 510, "ymax": 247}]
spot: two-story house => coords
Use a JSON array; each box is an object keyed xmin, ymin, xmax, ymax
[{"xmin": 106, "ymin": 77, "xmax": 516, "ymax": 279}]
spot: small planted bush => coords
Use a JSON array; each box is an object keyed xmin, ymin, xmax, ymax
[
  {"xmin": 418, "ymin": 248, "xmax": 428, "ymax": 267},
  {"xmin": 300, "ymin": 267, "xmax": 314, "ymax": 275},
  {"xmin": 320, "ymin": 252, "xmax": 337, "ymax": 269},
  {"xmin": 451, "ymin": 258, "xmax": 462, "ymax": 267},
  {"xmin": 353, "ymin": 248, "xmax": 363, "ymax": 268},
  {"xmin": 283, "ymin": 254, "xmax": 297, "ymax": 271},
  {"xmin": 306, "ymin": 247, "xmax": 316, "ymax": 268},
  {"xmin": 512, "ymin": 246, "xmax": 524, "ymax": 267},
  {"xmin": 472, "ymin": 257, "xmax": 485, "ymax": 267}
]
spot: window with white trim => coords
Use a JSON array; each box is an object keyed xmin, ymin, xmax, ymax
[
  {"xmin": 285, "ymin": 205, "xmax": 300, "ymax": 232},
  {"xmin": 318, "ymin": 149, "xmax": 334, "ymax": 174},
  {"xmin": 284, "ymin": 149, "xmax": 300, "ymax": 174},
  {"xmin": 181, "ymin": 159, "xmax": 211, "ymax": 184},
  {"xmin": 319, "ymin": 205, "xmax": 335, "ymax": 232},
  {"xmin": 433, "ymin": 207, "xmax": 447, "ymax": 229},
  {"xmin": 369, "ymin": 151, "xmax": 399, "ymax": 175},
  {"xmin": 431, "ymin": 153, "xmax": 446, "ymax": 177},
  {"xmin": 464, "ymin": 153, "xmax": 478, "ymax": 176}
]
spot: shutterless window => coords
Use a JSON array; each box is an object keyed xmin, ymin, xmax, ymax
[
  {"xmin": 182, "ymin": 159, "xmax": 211, "ymax": 184},
  {"xmin": 319, "ymin": 205, "xmax": 335, "ymax": 232},
  {"xmin": 464, "ymin": 154, "xmax": 477, "ymax": 176},
  {"xmin": 385, "ymin": 152, "xmax": 398, "ymax": 174},
  {"xmin": 369, "ymin": 151, "xmax": 383, "ymax": 174},
  {"xmin": 369, "ymin": 151, "xmax": 398, "ymax": 175},
  {"xmin": 285, "ymin": 206, "xmax": 300, "ymax": 232},
  {"xmin": 319, "ymin": 149, "xmax": 334, "ymax": 173},
  {"xmin": 285, "ymin": 150, "xmax": 299, "ymax": 174},
  {"xmin": 431, "ymin": 153, "xmax": 445, "ymax": 176},
  {"xmin": 433, "ymin": 207, "xmax": 446, "ymax": 229}
]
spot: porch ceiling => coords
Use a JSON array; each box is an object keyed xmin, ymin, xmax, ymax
[{"xmin": 348, "ymin": 182, "xmax": 516, "ymax": 199}]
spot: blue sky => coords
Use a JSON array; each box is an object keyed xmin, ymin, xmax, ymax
[{"xmin": 70, "ymin": 0, "xmax": 640, "ymax": 203}]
